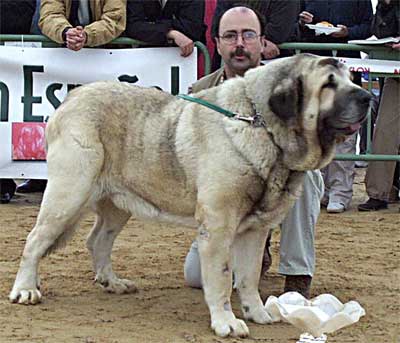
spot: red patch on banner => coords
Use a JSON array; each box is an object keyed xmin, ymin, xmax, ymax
[{"xmin": 12, "ymin": 123, "xmax": 47, "ymax": 160}]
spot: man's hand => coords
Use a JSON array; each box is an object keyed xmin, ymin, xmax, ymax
[
  {"xmin": 262, "ymin": 39, "xmax": 280, "ymax": 59},
  {"xmin": 332, "ymin": 25, "xmax": 349, "ymax": 38},
  {"xmin": 66, "ymin": 26, "xmax": 87, "ymax": 51},
  {"xmin": 299, "ymin": 11, "xmax": 314, "ymax": 26},
  {"xmin": 167, "ymin": 30, "xmax": 194, "ymax": 57},
  {"xmin": 391, "ymin": 42, "xmax": 400, "ymax": 50}
]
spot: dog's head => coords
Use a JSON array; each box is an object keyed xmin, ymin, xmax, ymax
[{"xmin": 245, "ymin": 54, "xmax": 371, "ymax": 170}]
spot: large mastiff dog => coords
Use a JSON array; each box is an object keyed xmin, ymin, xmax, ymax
[{"xmin": 10, "ymin": 54, "xmax": 371, "ymax": 337}]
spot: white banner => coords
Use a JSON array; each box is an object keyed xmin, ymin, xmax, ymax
[
  {"xmin": 264, "ymin": 56, "xmax": 400, "ymax": 74},
  {"xmin": 337, "ymin": 57, "xmax": 400, "ymax": 74},
  {"xmin": 0, "ymin": 46, "xmax": 197, "ymax": 178}
]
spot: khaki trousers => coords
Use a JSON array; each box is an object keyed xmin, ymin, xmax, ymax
[{"xmin": 365, "ymin": 78, "xmax": 400, "ymax": 201}]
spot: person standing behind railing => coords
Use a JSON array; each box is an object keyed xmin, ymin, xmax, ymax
[
  {"xmin": 124, "ymin": 0, "xmax": 206, "ymax": 57},
  {"xmin": 0, "ymin": 0, "xmax": 36, "ymax": 35},
  {"xmin": 15, "ymin": 0, "xmax": 127, "ymax": 195},
  {"xmin": 359, "ymin": 0, "xmax": 400, "ymax": 211},
  {"xmin": 0, "ymin": 0, "xmax": 36, "ymax": 204},
  {"xmin": 297, "ymin": 0, "xmax": 373, "ymax": 213},
  {"xmin": 30, "ymin": 0, "xmax": 42, "ymax": 35},
  {"xmin": 39, "ymin": 0, "xmax": 126, "ymax": 51}
]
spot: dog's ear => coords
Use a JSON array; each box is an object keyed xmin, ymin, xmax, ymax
[{"xmin": 268, "ymin": 76, "xmax": 303, "ymax": 121}]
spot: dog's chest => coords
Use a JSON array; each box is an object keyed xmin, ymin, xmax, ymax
[{"xmin": 240, "ymin": 165, "xmax": 304, "ymax": 231}]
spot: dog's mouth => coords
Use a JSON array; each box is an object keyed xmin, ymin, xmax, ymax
[
  {"xmin": 322, "ymin": 88, "xmax": 371, "ymax": 137},
  {"xmin": 330, "ymin": 114, "xmax": 367, "ymax": 136},
  {"xmin": 344, "ymin": 122, "xmax": 362, "ymax": 134}
]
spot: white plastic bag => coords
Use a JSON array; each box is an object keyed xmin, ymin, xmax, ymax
[{"xmin": 265, "ymin": 292, "xmax": 366, "ymax": 337}]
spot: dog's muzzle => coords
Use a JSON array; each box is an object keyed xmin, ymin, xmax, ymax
[{"xmin": 325, "ymin": 88, "xmax": 372, "ymax": 136}]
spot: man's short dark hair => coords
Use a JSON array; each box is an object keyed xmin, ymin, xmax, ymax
[{"xmin": 211, "ymin": 3, "xmax": 267, "ymax": 40}]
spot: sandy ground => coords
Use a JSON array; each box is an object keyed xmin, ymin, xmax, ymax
[{"xmin": 0, "ymin": 169, "xmax": 399, "ymax": 343}]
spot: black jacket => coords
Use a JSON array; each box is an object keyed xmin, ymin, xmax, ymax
[
  {"xmin": 372, "ymin": 0, "xmax": 400, "ymax": 38},
  {"xmin": 0, "ymin": 0, "xmax": 36, "ymax": 34},
  {"xmin": 125, "ymin": 0, "xmax": 206, "ymax": 45}
]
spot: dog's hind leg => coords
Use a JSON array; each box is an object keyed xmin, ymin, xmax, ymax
[
  {"xmin": 232, "ymin": 227, "xmax": 272, "ymax": 324},
  {"xmin": 87, "ymin": 199, "xmax": 136, "ymax": 294},
  {"xmin": 9, "ymin": 176, "xmax": 95, "ymax": 305},
  {"xmin": 9, "ymin": 127, "xmax": 104, "ymax": 305}
]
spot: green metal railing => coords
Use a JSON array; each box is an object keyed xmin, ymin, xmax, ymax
[
  {"xmin": 279, "ymin": 42, "xmax": 400, "ymax": 60},
  {"xmin": 0, "ymin": 34, "xmax": 211, "ymax": 75},
  {"xmin": 194, "ymin": 41, "xmax": 211, "ymax": 76},
  {"xmin": 279, "ymin": 42, "xmax": 400, "ymax": 162}
]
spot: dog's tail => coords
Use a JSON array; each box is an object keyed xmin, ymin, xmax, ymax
[{"xmin": 43, "ymin": 220, "xmax": 82, "ymax": 256}]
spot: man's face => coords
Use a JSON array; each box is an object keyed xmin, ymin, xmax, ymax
[{"xmin": 216, "ymin": 8, "xmax": 263, "ymax": 76}]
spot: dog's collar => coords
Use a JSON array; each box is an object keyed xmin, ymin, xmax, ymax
[{"xmin": 177, "ymin": 94, "xmax": 266, "ymax": 128}]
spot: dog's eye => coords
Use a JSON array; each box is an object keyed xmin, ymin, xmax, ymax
[{"xmin": 322, "ymin": 74, "xmax": 338, "ymax": 89}]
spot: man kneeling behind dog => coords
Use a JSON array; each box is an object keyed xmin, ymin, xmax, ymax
[{"xmin": 184, "ymin": 5, "xmax": 324, "ymax": 299}]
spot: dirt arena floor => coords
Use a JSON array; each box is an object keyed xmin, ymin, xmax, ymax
[{"xmin": 0, "ymin": 169, "xmax": 399, "ymax": 343}]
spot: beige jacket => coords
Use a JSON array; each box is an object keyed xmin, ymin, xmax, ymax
[
  {"xmin": 39, "ymin": 0, "xmax": 126, "ymax": 47},
  {"xmin": 191, "ymin": 68, "xmax": 225, "ymax": 93}
]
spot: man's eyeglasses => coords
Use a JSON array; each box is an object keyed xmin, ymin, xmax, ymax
[{"xmin": 219, "ymin": 30, "xmax": 260, "ymax": 44}]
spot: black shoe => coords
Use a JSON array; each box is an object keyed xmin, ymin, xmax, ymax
[
  {"xmin": 358, "ymin": 198, "xmax": 388, "ymax": 211},
  {"xmin": 0, "ymin": 192, "xmax": 12, "ymax": 204},
  {"xmin": 16, "ymin": 179, "xmax": 47, "ymax": 193},
  {"xmin": 284, "ymin": 275, "xmax": 312, "ymax": 299},
  {"xmin": 0, "ymin": 179, "xmax": 16, "ymax": 203}
]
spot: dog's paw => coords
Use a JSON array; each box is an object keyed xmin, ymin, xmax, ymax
[
  {"xmin": 95, "ymin": 276, "xmax": 137, "ymax": 294},
  {"xmin": 243, "ymin": 304, "xmax": 272, "ymax": 324},
  {"xmin": 211, "ymin": 317, "xmax": 249, "ymax": 338},
  {"xmin": 9, "ymin": 288, "xmax": 42, "ymax": 305}
]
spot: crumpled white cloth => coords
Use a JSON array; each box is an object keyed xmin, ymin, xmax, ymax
[
  {"xmin": 265, "ymin": 292, "xmax": 366, "ymax": 337},
  {"xmin": 297, "ymin": 332, "xmax": 327, "ymax": 343}
]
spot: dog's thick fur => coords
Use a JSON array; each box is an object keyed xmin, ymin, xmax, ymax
[{"xmin": 10, "ymin": 55, "xmax": 371, "ymax": 337}]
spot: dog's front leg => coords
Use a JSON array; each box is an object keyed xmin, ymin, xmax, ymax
[
  {"xmin": 232, "ymin": 227, "xmax": 272, "ymax": 324},
  {"xmin": 197, "ymin": 224, "xmax": 249, "ymax": 338}
]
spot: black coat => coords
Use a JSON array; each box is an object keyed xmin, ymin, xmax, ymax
[
  {"xmin": 372, "ymin": 0, "xmax": 400, "ymax": 38},
  {"xmin": 0, "ymin": 0, "xmax": 36, "ymax": 34},
  {"xmin": 125, "ymin": 0, "xmax": 206, "ymax": 45}
]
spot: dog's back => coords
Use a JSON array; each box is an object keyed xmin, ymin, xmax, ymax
[{"xmin": 46, "ymin": 82, "xmax": 200, "ymax": 217}]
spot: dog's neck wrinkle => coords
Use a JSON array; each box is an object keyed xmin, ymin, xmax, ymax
[
  {"xmin": 250, "ymin": 91, "xmax": 322, "ymax": 171},
  {"xmin": 241, "ymin": 84, "xmax": 309, "ymax": 173},
  {"xmin": 254, "ymin": 111, "xmax": 316, "ymax": 171}
]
